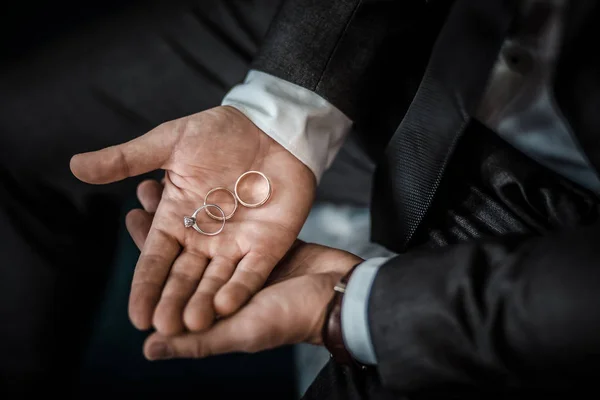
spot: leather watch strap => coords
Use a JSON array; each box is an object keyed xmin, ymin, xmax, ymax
[{"xmin": 322, "ymin": 263, "xmax": 362, "ymax": 366}]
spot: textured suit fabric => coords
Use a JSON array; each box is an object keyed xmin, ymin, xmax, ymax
[
  {"xmin": 2, "ymin": 0, "xmax": 600, "ymax": 398},
  {"xmin": 303, "ymin": 123, "xmax": 600, "ymax": 400},
  {"xmin": 253, "ymin": 0, "xmax": 451, "ymax": 159},
  {"xmin": 371, "ymin": 220, "xmax": 600, "ymax": 391},
  {"xmin": 369, "ymin": 123, "xmax": 600, "ymax": 392},
  {"xmin": 253, "ymin": 0, "xmax": 600, "ymax": 245},
  {"xmin": 366, "ymin": 5, "xmax": 600, "ymax": 393},
  {"xmin": 255, "ymin": 0, "xmax": 600, "ymax": 397},
  {"xmin": 370, "ymin": 0, "xmax": 516, "ymax": 252}
]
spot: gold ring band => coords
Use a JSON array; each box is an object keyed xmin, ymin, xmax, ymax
[
  {"xmin": 234, "ymin": 171, "xmax": 272, "ymax": 208},
  {"xmin": 204, "ymin": 187, "xmax": 238, "ymax": 221}
]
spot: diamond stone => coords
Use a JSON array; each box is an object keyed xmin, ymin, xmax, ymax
[{"xmin": 183, "ymin": 216, "xmax": 195, "ymax": 228}]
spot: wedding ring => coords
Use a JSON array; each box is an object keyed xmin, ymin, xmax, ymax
[
  {"xmin": 204, "ymin": 187, "xmax": 238, "ymax": 221},
  {"xmin": 234, "ymin": 170, "xmax": 272, "ymax": 208},
  {"xmin": 183, "ymin": 204, "xmax": 226, "ymax": 236}
]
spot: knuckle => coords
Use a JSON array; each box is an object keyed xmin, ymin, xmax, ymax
[
  {"xmin": 169, "ymin": 270, "xmax": 200, "ymax": 286},
  {"xmin": 156, "ymin": 294, "xmax": 182, "ymax": 308},
  {"xmin": 201, "ymin": 275, "xmax": 228, "ymax": 291},
  {"xmin": 180, "ymin": 117, "xmax": 201, "ymax": 136},
  {"xmin": 192, "ymin": 339, "xmax": 211, "ymax": 359},
  {"xmin": 235, "ymin": 271, "xmax": 264, "ymax": 293},
  {"xmin": 130, "ymin": 281, "xmax": 162, "ymax": 297},
  {"xmin": 252, "ymin": 250, "xmax": 279, "ymax": 266},
  {"xmin": 115, "ymin": 146, "xmax": 131, "ymax": 178},
  {"xmin": 228, "ymin": 280, "xmax": 253, "ymax": 301},
  {"xmin": 137, "ymin": 253, "xmax": 167, "ymax": 272},
  {"xmin": 212, "ymin": 254, "xmax": 238, "ymax": 266},
  {"xmin": 241, "ymin": 254, "xmax": 276, "ymax": 280},
  {"xmin": 132, "ymin": 256, "xmax": 164, "ymax": 286}
]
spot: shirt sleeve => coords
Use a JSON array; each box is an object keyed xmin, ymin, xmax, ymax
[
  {"xmin": 340, "ymin": 256, "xmax": 392, "ymax": 365},
  {"xmin": 221, "ymin": 70, "xmax": 353, "ymax": 182}
]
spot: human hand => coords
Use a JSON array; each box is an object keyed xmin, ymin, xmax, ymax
[
  {"xmin": 70, "ymin": 106, "xmax": 316, "ymax": 335},
  {"xmin": 126, "ymin": 206, "xmax": 362, "ymax": 359}
]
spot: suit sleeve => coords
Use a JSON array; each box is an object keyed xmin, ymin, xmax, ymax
[
  {"xmin": 368, "ymin": 222, "xmax": 600, "ymax": 391},
  {"xmin": 251, "ymin": 0, "xmax": 445, "ymax": 121}
]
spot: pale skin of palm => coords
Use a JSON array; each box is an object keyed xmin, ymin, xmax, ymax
[
  {"xmin": 127, "ymin": 187, "xmax": 360, "ymax": 360},
  {"xmin": 70, "ymin": 106, "xmax": 322, "ymax": 337}
]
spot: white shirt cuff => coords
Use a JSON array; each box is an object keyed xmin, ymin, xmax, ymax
[
  {"xmin": 341, "ymin": 257, "xmax": 392, "ymax": 365},
  {"xmin": 221, "ymin": 70, "xmax": 353, "ymax": 182}
]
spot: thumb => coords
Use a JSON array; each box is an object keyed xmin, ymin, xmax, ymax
[
  {"xmin": 144, "ymin": 300, "xmax": 280, "ymax": 360},
  {"xmin": 70, "ymin": 120, "xmax": 179, "ymax": 184}
]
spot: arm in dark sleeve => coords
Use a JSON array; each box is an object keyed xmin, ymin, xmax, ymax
[
  {"xmin": 368, "ymin": 222, "xmax": 600, "ymax": 392},
  {"xmin": 252, "ymin": 0, "xmax": 450, "ymax": 121}
]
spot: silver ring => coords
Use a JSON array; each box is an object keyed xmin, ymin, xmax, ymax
[
  {"xmin": 183, "ymin": 204, "xmax": 226, "ymax": 236},
  {"xmin": 234, "ymin": 170, "xmax": 272, "ymax": 208},
  {"xmin": 204, "ymin": 187, "xmax": 238, "ymax": 221}
]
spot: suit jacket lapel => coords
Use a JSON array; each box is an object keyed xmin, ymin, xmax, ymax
[{"xmin": 371, "ymin": 0, "xmax": 518, "ymax": 252}]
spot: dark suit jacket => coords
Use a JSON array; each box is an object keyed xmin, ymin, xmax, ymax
[{"xmin": 254, "ymin": 0, "xmax": 600, "ymax": 395}]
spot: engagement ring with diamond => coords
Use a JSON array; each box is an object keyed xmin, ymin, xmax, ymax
[{"xmin": 183, "ymin": 204, "xmax": 226, "ymax": 236}]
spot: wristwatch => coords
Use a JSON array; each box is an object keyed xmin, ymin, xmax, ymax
[{"xmin": 322, "ymin": 263, "xmax": 365, "ymax": 367}]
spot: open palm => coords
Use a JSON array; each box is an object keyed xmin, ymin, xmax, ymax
[
  {"xmin": 126, "ymin": 203, "xmax": 361, "ymax": 360},
  {"xmin": 141, "ymin": 241, "xmax": 361, "ymax": 361},
  {"xmin": 70, "ymin": 106, "xmax": 315, "ymax": 335}
]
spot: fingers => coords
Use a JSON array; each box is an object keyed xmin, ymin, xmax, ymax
[
  {"xmin": 183, "ymin": 256, "xmax": 238, "ymax": 332},
  {"xmin": 126, "ymin": 209, "xmax": 153, "ymax": 250},
  {"xmin": 144, "ymin": 303, "xmax": 268, "ymax": 361},
  {"xmin": 265, "ymin": 240, "xmax": 306, "ymax": 285},
  {"xmin": 125, "ymin": 180, "xmax": 163, "ymax": 250},
  {"xmin": 137, "ymin": 179, "xmax": 163, "ymax": 213},
  {"xmin": 214, "ymin": 253, "xmax": 276, "ymax": 316},
  {"xmin": 152, "ymin": 251, "xmax": 209, "ymax": 336},
  {"xmin": 129, "ymin": 227, "xmax": 181, "ymax": 330},
  {"xmin": 70, "ymin": 121, "xmax": 179, "ymax": 184}
]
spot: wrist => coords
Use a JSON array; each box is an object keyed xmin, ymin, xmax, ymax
[
  {"xmin": 221, "ymin": 70, "xmax": 353, "ymax": 183},
  {"xmin": 321, "ymin": 262, "xmax": 362, "ymax": 365}
]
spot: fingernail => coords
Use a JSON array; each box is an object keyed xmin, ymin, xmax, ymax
[{"xmin": 148, "ymin": 342, "xmax": 173, "ymax": 360}]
